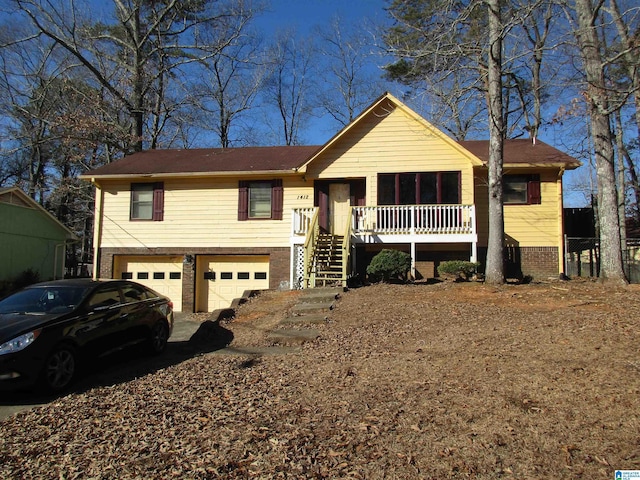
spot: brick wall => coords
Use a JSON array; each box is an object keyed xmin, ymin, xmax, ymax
[
  {"xmin": 182, "ymin": 260, "xmax": 195, "ymax": 313},
  {"xmin": 480, "ymin": 245, "xmax": 560, "ymax": 280},
  {"xmin": 519, "ymin": 246, "xmax": 559, "ymax": 280}
]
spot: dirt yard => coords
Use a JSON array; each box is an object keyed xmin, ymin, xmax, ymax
[{"xmin": 1, "ymin": 279, "xmax": 639, "ymax": 479}]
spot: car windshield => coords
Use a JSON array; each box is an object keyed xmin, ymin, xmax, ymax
[{"xmin": 0, "ymin": 285, "xmax": 92, "ymax": 315}]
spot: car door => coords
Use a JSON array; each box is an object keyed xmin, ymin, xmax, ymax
[
  {"xmin": 118, "ymin": 282, "xmax": 159, "ymax": 344},
  {"xmin": 71, "ymin": 283, "xmax": 126, "ymax": 355}
]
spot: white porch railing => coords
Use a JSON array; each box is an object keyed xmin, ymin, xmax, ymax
[
  {"xmin": 352, "ymin": 205, "xmax": 476, "ymax": 235},
  {"xmin": 292, "ymin": 205, "xmax": 476, "ymax": 237},
  {"xmin": 292, "ymin": 207, "xmax": 317, "ymax": 236}
]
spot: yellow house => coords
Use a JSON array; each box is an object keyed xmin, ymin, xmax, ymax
[{"xmin": 82, "ymin": 93, "xmax": 580, "ymax": 312}]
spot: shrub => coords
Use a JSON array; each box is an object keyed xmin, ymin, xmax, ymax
[
  {"xmin": 366, "ymin": 249, "xmax": 412, "ymax": 283},
  {"xmin": 437, "ymin": 260, "xmax": 480, "ymax": 281}
]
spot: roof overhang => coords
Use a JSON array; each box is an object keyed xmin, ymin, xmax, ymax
[
  {"xmin": 0, "ymin": 187, "xmax": 78, "ymax": 241},
  {"xmin": 80, "ymin": 169, "xmax": 306, "ymax": 182}
]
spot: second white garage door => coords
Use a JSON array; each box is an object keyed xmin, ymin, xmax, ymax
[{"xmin": 196, "ymin": 255, "xmax": 269, "ymax": 312}]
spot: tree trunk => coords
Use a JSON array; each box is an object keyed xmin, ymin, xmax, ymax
[
  {"xmin": 614, "ymin": 111, "xmax": 627, "ymax": 254},
  {"xmin": 485, "ymin": 0, "xmax": 506, "ymax": 285},
  {"xmin": 574, "ymin": 0, "xmax": 627, "ymax": 284}
]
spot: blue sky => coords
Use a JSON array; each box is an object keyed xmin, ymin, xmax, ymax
[
  {"xmin": 250, "ymin": 0, "xmax": 396, "ymax": 145},
  {"xmin": 256, "ymin": 0, "xmax": 388, "ymax": 33}
]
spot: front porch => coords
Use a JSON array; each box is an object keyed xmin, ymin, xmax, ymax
[{"xmin": 291, "ymin": 205, "xmax": 478, "ymax": 287}]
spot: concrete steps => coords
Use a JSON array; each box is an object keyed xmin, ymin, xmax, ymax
[
  {"xmin": 280, "ymin": 313, "xmax": 328, "ymax": 325},
  {"xmin": 268, "ymin": 328, "xmax": 321, "ymax": 345},
  {"xmin": 268, "ymin": 287, "xmax": 344, "ymax": 346}
]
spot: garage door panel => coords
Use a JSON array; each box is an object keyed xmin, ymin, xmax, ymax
[
  {"xmin": 114, "ymin": 256, "xmax": 183, "ymax": 311},
  {"xmin": 197, "ymin": 255, "xmax": 269, "ymax": 312}
]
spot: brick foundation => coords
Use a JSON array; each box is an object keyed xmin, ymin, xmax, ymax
[
  {"xmin": 519, "ymin": 246, "xmax": 560, "ymax": 280},
  {"xmin": 480, "ymin": 245, "xmax": 560, "ymax": 280}
]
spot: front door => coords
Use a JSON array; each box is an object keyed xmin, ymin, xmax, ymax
[{"xmin": 329, "ymin": 183, "xmax": 351, "ymax": 235}]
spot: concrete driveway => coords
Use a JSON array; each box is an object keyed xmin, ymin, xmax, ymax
[{"xmin": 0, "ymin": 312, "xmax": 229, "ymax": 421}]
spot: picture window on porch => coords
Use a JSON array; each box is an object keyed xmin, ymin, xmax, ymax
[
  {"xmin": 504, "ymin": 174, "xmax": 541, "ymax": 205},
  {"xmin": 378, "ymin": 172, "xmax": 460, "ymax": 205}
]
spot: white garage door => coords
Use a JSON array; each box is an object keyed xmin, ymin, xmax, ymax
[
  {"xmin": 197, "ymin": 255, "xmax": 269, "ymax": 312},
  {"xmin": 113, "ymin": 256, "xmax": 183, "ymax": 311}
]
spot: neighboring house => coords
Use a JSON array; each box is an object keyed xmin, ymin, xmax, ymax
[
  {"xmin": 0, "ymin": 187, "xmax": 77, "ymax": 284},
  {"xmin": 82, "ymin": 93, "xmax": 580, "ymax": 312}
]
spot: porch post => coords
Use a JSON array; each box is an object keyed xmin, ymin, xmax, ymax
[
  {"xmin": 411, "ymin": 241, "xmax": 416, "ymax": 278},
  {"xmin": 289, "ymin": 245, "xmax": 295, "ymax": 289},
  {"xmin": 471, "ymin": 241, "xmax": 478, "ymax": 263}
]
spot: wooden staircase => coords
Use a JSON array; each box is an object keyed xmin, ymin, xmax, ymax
[
  {"xmin": 302, "ymin": 209, "xmax": 352, "ymax": 288},
  {"xmin": 309, "ymin": 233, "xmax": 345, "ymax": 287}
]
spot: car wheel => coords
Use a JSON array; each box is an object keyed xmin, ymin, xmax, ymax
[
  {"xmin": 148, "ymin": 321, "xmax": 169, "ymax": 355},
  {"xmin": 41, "ymin": 345, "xmax": 76, "ymax": 393}
]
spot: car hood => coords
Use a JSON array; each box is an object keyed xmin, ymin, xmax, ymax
[{"xmin": 0, "ymin": 313, "xmax": 61, "ymax": 342}]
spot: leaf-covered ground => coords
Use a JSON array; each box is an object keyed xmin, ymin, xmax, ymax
[{"xmin": 1, "ymin": 280, "xmax": 639, "ymax": 479}]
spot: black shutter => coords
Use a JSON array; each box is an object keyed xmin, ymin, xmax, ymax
[
  {"xmin": 152, "ymin": 182, "xmax": 164, "ymax": 221},
  {"xmin": 238, "ymin": 181, "xmax": 248, "ymax": 221},
  {"xmin": 528, "ymin": 176, "xmax": 541, "ymax": 204},
  {"xmin": 272, "ymin": 179, "xmax": 283, "ymax": 220}
]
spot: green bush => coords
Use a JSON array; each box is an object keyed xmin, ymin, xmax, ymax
[
  {"xmin": 366, "ymin": 249, "xmax": 412, "ymax": 283},
  {"xmin": 437, "ymin": 260, "xmax": 480, "ymax": 281}
]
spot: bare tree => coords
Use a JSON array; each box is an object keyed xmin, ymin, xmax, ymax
[
  {"xmin": 7, "ymin": 0, "xmax": 254, "ymax": 152},
  {"xmin": 513, "ymin": 1, "xmax": 556, "ymax": 140},
  {"xmin": 194, "ymin": 12, "xmax": 266, "ymax": 148},
  {"xmin": 571, "ymin": 0, "xmax": 628, "ymax": 284},
  {"xmin": 314, "ymin": 16, "xmax": 386, "ymax": 129},
  {"xmin": 262, "ymin": 30, "xmax": 315, "ymax": 146},
  {"xmin": 607, "ymin": 0, "xmax": 640, "ymax": 225},
  {"xmin": 485, "ymin": 0, "xmax": 507, "ymax": 284}
]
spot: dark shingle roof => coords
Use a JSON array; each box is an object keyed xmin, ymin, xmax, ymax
[
  {"xmin": 83, "ymin": 146, "xmax": 321, "ymax": 177},
  {"xmin": 82, "ymin": 139, "xmax": 579, "ymax": 179},
  {"xmin": 460, "ymin": 139, "xmax": 581, "ymax": 168}
]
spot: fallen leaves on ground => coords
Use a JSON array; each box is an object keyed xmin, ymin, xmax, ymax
[{"xmin": 1, "ymin": 280, "xmax": 639, "ymax": 479}]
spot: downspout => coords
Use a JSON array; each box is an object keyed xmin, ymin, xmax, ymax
[
  {"xmin": 54, "ymin": 243, "xmax": 64, "ymax": 280},
  {"xmin": 558, "ymin": 168, "xmax": 566, "ymax": 277},
  {"xmin": 93, "ymin": 181, "xmax": 104, "ymax": 280},
  {"xmin": 54, "ymin": 239, "xmax": 78, "ymax": 279}
]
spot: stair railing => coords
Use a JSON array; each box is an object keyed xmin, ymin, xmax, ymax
[
  {"xmin": 340, "ymin": 208, "xmax": 353, "ymax": 287},
  {"xmin": 302, "ymin": 208, "xmax": 320, "ymax": 289}
]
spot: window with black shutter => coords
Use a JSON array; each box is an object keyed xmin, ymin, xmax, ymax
[
  {"xmin": 504, "ymin": 175, "xmax": 541, "ymax": 205},
  {"xmin": 131, "ymin": 182, "xmax": 164, "ymax": 220},
  {"xmin": 238, "ymin": 179, "xmax": 283, "ymax": 220}
]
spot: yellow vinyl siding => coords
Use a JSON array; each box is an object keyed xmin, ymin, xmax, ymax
[
  {"xmin": 97, "ymin": 177, "xmax": 314, "ymax": 249},
  {"xmin": 504, "ymin": 170, "xmax": 560, "ymax": 247},
  {"xmin": 306, "ymin": 105, "xmax": 475, "ymax": 205}
]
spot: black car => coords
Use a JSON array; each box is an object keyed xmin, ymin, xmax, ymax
[{"xmin": 0, "ymin": 279, "xmax": 174, "ymax": 393}]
